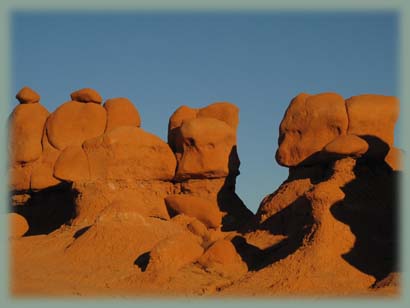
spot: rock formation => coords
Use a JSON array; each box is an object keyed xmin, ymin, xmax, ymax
[
  {"xmin": 168, "ymin": 102, "xmax": 253, "ymax": 231},
  {"xmin": 226, "ymin": 92, "xmax": 401, "ymax": 295},
  {"xmin": 9, "ymin": 88, "xmax": 400, "ymax": 297}
]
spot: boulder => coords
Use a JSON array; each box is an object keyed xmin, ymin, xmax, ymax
[
  {"xmin": 72, "ymin": 180, "xmax": 174, "ymax": 226},
  {"xmin": 9, "ymin": 163, "xmax": 32, "ymax": 191},
  {"xmin": 45, "ymin": 101, "xmax": 106, "ymax": 151},
  {"xmin": 197, "ymin": 102, "xmax": 239, "ymax": 130},
  {"xmin": 9, "ymin": 213, "xmax": 29, "ymax": 237},
  {"xmin": 9, "ymin": 104, "xmax": 49, "ymax": 163},
  {"xmin": 103, "ymin": 97, "xmax": 141, "ymax": 132},
  {"xmin": 165, "ymin": 194, "xmax": 223, "ymax": 228},
  {"xmin": 54, "ymin": 145, "xmax": 90, "ymax": 182},
  {"xmin": 15, "ymin": 86, "xmax": 40, "ymax": 104},
  {"xmin": 168, "ymin": 105, "xmax": 198, "ymax": 132},
  {"xmin": 168, "ymin": 102, "xmax": 239, "ymax": 151},
  {"xmin": 198, "ymin": 239, "xmax": 247, "ymax": 278},
  {"xmin": 70, "ymin": 88, "xmax": 102, "ymax": 104},
  {"xmin": 78, "ymin": 127, "xmax": 176, "ymax": 181},
  {"xmin": 187, "ymin": 219, "xmax": 209, "ymax": 239},
  {"xmin": 276, "ymin": 92, "xmax": 348, "ymax": 167},
  {"xmin": 173, "ymin": 117, "xmax": 238, "ymax": 180},
  {"xmin": 145, "ymin": 232, "xmax": 204, "ymax": 282},
  {"xmin": 322, "ymin": 134, "xmax": 369, "ymax": 158},
  {"xmin": 30, "ymin": 148, "xmax": 61, "ymax": 190},
  {"xmin": 346, "ymin": 94, "xmax": 399, "ymax": 156},
  {"xmin": 30, "ymin": 133, "xmax": 61, "ymax": 190}
]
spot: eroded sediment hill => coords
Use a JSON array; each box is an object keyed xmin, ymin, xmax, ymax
[{"xmin": 9, "ymin": 88, "xmax": 401, "ymax": 296}]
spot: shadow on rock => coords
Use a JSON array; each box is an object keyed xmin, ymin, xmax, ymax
[
  {"xmin": 331, "ymin": 157, "xmax": 399, "ymax": 281},
  {"xmin": 12, "ymin": 182, "xmax": 77, "ymax": 236}
]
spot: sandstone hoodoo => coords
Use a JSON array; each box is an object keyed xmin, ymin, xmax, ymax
[{"xmin": 9, "ymin": 89, "xmax": 400, "ymax": 297}]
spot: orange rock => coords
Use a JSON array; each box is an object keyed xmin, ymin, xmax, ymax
[
  {"xmin": 9, "ymin": 104, "xmax": 49, "ymax": 163},
  {"xmin": 66, "ymin": 212, "xmax": 184, "ymax": 270},
  {"xmin": 384, "ymin": 147, "xmax": 403, "ymax": 171},
  {"xmin": 165, "ymin": 194, "xmax": 222, "ymax": 228},
  {"xmin": 323, "ymin": 134, "xmax": 369, "ymax": 157},
  {"xmin": 9, "ymin": 213, "xmax": 29, "ymax": 237},
  {"xmin": 96, "ymin": 199, "xmax": 170, "ymax": 223},
  {"xmin": 9, "ymin": 164, "xmax": 32, "ymax": 191},
  {"xmin": 174, "ymin": 117, "xmax": 238, "ymax": 180},
  {"xmin": 198, "ymin": 239, "xmax": 247, "ymax": 278},
  {"xmin": 276, "ymin": 92, "xmax": 348, "ymax": 167},
  {"xmin": 168, "ymin": 105, "xmax": 198, "ymax": 132},
  {"xmin": 15, "ymin": 86, "xmax": 40, "ymax": 104},
  {"xmin": 72, "ymin": 180, "xmax": 174, "ymax": 226},
  {"xmin": 70, "ymin": 88, "xmax": 102, "ymax": 104},
  {"xmin": 346, "ymin": 94, "xmax": 399, "ymax": 153},
  {"xmin": 103, "ymin": 97, "xmax": 141, "ymax": 132},
  {"xmin": 256, "ymin": 178, "xmax": 313, "ymax": 224},
  {"xmin": 179, "ymin": 178, "xmax": 253, "ymax": 231},
  {"xmin": 81, "ymin": 127, "xmax": 176, "ymax": 181},
  {"xmin": 45, "ymin": 101, "xmax": 107, "ymax": 151},
  {"xmin": 54, "ymin": 145, "xmax": 90, "ymax": 182},
  {"xmin": 30, "ymin": 133, "xmax": 61, "ymax": 190},
  {"xmin": 197, "ymin": 102, "xmax": 239, "ymax": 130},
  {"xmin": 187, "ymin": 219, "xmax": 208, "ymax": 238},
  {"xmin": 30, "ymin": 148, "xmax": 61, "ymax": 190},
  {"xmin": 145, "ymin": 232, "xmax": 204, "ymax": 282}
]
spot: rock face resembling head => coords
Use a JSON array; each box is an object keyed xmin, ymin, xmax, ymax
[
  {"xmin": 275, "ymin": 92, "xmax": 400, "ymax": 168},
  {"xmin": 169, "ymin": 102, "xmax": 240, "ymax": 180},
  {"xmin": 276, "ymin": 93, "xmax": 348, "ymax": 167}
]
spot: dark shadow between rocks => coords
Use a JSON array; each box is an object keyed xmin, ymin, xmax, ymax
[
  {"xmin": 218, "ymin": 146, "xmax": 254, "ymax": 232},
  {"xmin": 11, "ymin": 182, "xmax": 77, "ymax": 236},
  {"xmin": 331, "ymin": 158, "xmax": 399, "ymax": 282},
  {"xmin": 330, "ymin": 137, "xmax": 399, "ymax": 282}
]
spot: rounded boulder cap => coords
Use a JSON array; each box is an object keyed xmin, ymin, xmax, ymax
[
  {"xmin": 16, "ymin": 86, "xmax": 40, "ymax": 104},
  {"xmin": 70, "ymin": 88, "xmax": 102, "ymax": 104}
]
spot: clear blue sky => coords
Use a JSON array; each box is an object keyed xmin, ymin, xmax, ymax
[{"xmin": 12, "ymin": 11, "xmax": 398, "ymax": 213}]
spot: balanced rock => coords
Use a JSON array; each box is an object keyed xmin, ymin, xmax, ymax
[
  {"xmin": 104, "ymin": 97, "xmax": 141, "ymax": 132},
  {"xmin": 276, "ymin": 92, "xmax": 348, "ymax": 167},
  {"xmin": 15, "ymin": 86, "xmax": 40, "ymax": 104},
  {"xmin": 70, "ymin": 88, "xmax": 102, "ymax": 104},
  {"xmin": 9, "ymin": 213, "xmax": 29, "ymax": 237},
  {"xmin": 165, "ymin": 194, "xmax": 223, "ymax": 228},
  {"xmin": 9, "ymin": 103, "xmax": 49, "ymax": 163},
  {"xmin": 46, "ymin": 101, "xmax": 106, "ymax": 151}
]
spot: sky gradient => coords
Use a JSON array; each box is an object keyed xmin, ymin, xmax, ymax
[{"xmin": 12, "ymin": 11, "xmax": 399, "ymax": 213}]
